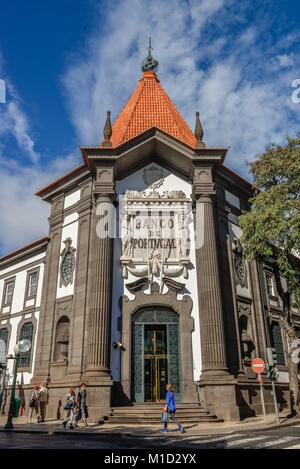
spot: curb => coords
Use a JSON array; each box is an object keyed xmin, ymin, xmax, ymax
[{"xmin": 0, "ymin": 418, "xmax": 299, "ymax": 438}]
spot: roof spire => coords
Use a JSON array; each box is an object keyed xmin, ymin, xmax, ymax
[
  {"xmin": 195, "ymin": 111, "xmax": 206, "ymax": 148},
  {"xmin": 102, "ymin": 110, "xmax": 112, "ymax": 148},
  {"xmin": 141, "ymin": 36, "xmax": 159, "ymax": 74}
]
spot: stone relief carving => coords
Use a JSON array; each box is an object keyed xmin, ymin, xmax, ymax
[
  {"xmin": 232, "ymin": 237, "xmax": 248, "ymax": 288},
  {"xmin": 54, "ymin": 316, "xmax": 70, "ymax": 362},
  {"xmin": 143, "ymin": 165, "xmax": 165, "ymax": 186},
  {"xmin": 59, "ymin": 238, "xmax": 76, "ymax": 288},
  {"xmin": 237, "ymin": 302, "xmax": 255, "ymax": 361},
  {"xmin": 120, "ymin": 185, "xmax": 191, "ymax": 282}
]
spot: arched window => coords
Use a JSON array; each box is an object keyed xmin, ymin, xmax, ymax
[{"xmin": 19, "ymin": 322, "xmax": 34, "ymax": 367}]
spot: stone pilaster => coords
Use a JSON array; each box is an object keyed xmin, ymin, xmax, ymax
[
  {"xmin": 195, "ymin": 194, "xmax": 228, "ymax": 377},
  {"xmin": 85, "ymin": 193, "xmax": 114, "ymax": 378}
]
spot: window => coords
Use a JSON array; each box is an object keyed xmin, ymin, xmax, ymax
[
  {"xmin": 27, "ymin": 272, "xmax": 38, "ymax": 298},
  {"xmin": 266, "ymin": 273, "xmax": 275, "ymax": 296},
  {"xmin": 0, "ymin": 328, "xmax": 8, "ymax": 362},
  {"xmin": 4, "ymin": 281, "xmax": 14, "ymax": 306},
  {"xmin": 225, "ymin": 190, "xmax": 240, "ymax": 209},
  {"xmin": 271, "ymin": 323, "xmax": 285, "ymax": 365},
  {"xmin": 18, "ymin": 322, "xmax": 33, "ymax": 368}
]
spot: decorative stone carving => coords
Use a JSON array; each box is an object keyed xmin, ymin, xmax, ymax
[
  {"xmin": 124, "ymin": 188, "xmax": 186, "ymax": 200},
  {"xmin": 143, "ymin": 165, "xmax": 165, "ymax": 186},
  {"xmin": 232, "ymin": 237, "xmax": 248, "ymax": 288},
  {"xmin": 120, "ymin": 185, "xmax": 191, "ymax": 281},
  {"xmin": 237, "ymin": 302, "xmax": 255, "ymax": 361},
  {"xmin": 54, "ymin": 316, "xmax": 70, "ymax": 362},
  {"xmin": 59, "ymin": 238, "xmax": 76, "ymax": 288}
]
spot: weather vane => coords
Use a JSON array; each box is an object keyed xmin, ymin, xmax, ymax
[{"xmin": 141, "ymin": 36, "xmax": 159, "ymax": 74}]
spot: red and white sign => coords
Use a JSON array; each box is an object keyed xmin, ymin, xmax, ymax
[{"xmin": 251, "ymin": 358, "xmax": 265, "ymax": 374}]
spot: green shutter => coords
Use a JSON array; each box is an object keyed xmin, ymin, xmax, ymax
[{"xmin": 271, "ymin": 324, "xmax": 285, "ymax": 365}]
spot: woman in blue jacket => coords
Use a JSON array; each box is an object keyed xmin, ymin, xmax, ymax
[{"xmin": 161, "ymin": 384, "xmax": 183, "ymax": 433}]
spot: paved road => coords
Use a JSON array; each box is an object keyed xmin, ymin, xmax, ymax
[{"xmin": 1, "ymin": 424, "xmax": 300, "ymax": 449}]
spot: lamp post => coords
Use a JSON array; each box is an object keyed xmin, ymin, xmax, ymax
[{"xmin": 4, "ymin": 339, "xmax": 31, "ymax": 430}]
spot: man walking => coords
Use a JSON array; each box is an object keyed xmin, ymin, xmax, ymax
[
  {"xmin": 75, "ymin": 383, "xmax": 88, "ymax": 427},
  {"xmin": 39, "ymin": 383, "xmax": 49, "ymax": 423}
]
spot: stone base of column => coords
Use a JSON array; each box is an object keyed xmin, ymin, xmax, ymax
[
  {"xmin": 84, "ymin": 366, "xmax": 112, "ymax": 380},
  {"xmin": 30, "ymin": 370, "xmax": 50, "ymax": 386},
  {"xmin": 198, "ymin": 380, "xmax": 290, "ymax": 422},
  {"xmin": 36, "ymin": 381, "xmax": 113, "ymax": 424},
  {"xmin": 200, "ymin": 367, "xmax": 232, "ymax": 381},
  {"xmin": 181, "ymin": 380, "xmax": 199, "ymax": 403}
]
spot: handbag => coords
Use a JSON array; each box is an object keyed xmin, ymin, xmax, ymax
[
  {"xmin": 29, "ymin": 399, "xmax": 36, "ymax": 408},
  {"xmin": 64, "ymin": 402, "xmax": 70, "ymax": 410},
  {"xmin": 161, "ymin": 411, "xmax": 169, "ymax": 423}
]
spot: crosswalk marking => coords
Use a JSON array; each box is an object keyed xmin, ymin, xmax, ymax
[
  {"xmin": 283, "ymin": 443, "xmax": 300, "ymax": 449},
  {"xmin": 167, "ymin": 433, "xmax": 243, "ymax": 445},
  {"xmin": 156, "ymin": 431, "xmax": 300, "ymax": 449},
  {"xmin": 226, "ymin": 436, "xmax": 268, "ymax": 447},
  {"xmin": 250, "ymin": 436, "xmax": 296, "ymax": 449}
]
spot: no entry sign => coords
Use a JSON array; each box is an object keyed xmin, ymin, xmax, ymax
[{"xmin": 251, "ymin": 358, "xmax": 265, "ymax": 374}]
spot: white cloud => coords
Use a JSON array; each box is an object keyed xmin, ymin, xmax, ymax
[
  {"xmin": 0, "ymin": 80, "xmax": 39, "ymax": 164},
  {"xmin": 276, "ymin": 54, "xmax": 294, "ymax": 68},
  {"xmin": 0, "ymin": 153, "xmax": 79, "ymax": 254},
  {"xmin": 62, "ymin": 0, "xmax": 300, "ymax": 181}
]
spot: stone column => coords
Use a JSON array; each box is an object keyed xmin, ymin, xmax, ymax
[
  {"xmin": 85, "ymin": 193, "xmax": 114, "ymax": 378},
  {"xmin": 195, "ymin": 194, "xmax": 229, "ymax": 378}
]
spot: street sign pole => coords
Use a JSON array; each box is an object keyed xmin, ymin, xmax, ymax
[
  {"xmin": 271, "ymin": 379, "xmax": 280, "ymax": 425},
  {"xmin": 0, "ymin": 365, "xmax": 7, "ymax": 411},
  {"xmin": 252, "ymin": 358, "xmax": 267, "ymax": 426},
  {"xmin": 258, "ymin": 372, "xmax": 267, "ymax": 425}
]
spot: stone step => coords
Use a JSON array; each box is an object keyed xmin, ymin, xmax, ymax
[
  {"xmin": 107, "ymin": 416, "xmax": 223, "ymax": 424},
  {"xmin": 111, "ymin": 409, "xmax": 209, "ymax": 417},
  {"xmin": 105, "ymin": 403, "xmax": 222, "ymax": 425}
]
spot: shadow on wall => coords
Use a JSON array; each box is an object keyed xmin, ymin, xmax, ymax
[
  {"xmin": 236, "ymin": 387, "xmax": 256, "ymax": 419},
  {"xmin": 111, "ymin": 382, "xmax": 132, "ymax": 407}
]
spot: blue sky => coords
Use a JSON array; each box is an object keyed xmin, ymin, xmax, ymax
[{"xmin": 0, "ymin": 0, "xmax": 300, "ymax": 255}]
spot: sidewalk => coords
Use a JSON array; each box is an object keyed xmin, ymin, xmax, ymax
[{"xmin": 0, "ymin": 411, "xmax": 299, "ymax": 438}]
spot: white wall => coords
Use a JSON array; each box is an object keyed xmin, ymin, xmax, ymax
[{"xmin": 0, "ymin": 253, "xmax": 45, "ymax": 385}]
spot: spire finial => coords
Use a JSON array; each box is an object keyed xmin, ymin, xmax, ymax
[
  {"xmin": 195, "ymin": 111, "xmax": 206, "ymax": 148},
  {"xmin": 102, "ymin": 110, "xmax": 112, "ymax": 148},
  {"xmin": 141, "ymin": 36, "xmax": 159, "ymax": 74}
]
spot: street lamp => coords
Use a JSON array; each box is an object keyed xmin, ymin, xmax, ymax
[{"xmin": 4, "ymin": 339, "xmax": 31, "ymax": 430}]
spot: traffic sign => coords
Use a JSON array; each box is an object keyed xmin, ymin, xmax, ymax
[{"xmin": 251, "ymin": 358, "xmax": 265, "ymax": 374}]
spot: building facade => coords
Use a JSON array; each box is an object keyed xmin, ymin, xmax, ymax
[{"xmin": 1, "ymin": 63, "xmax": 299, "ymax": 422}]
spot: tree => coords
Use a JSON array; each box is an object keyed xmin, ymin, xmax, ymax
[{"xmin": 239, "ymin": 135, "xmax": 300, "ymax": 416}]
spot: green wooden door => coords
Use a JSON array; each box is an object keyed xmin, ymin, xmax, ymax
[{"xmin": 132, "ymin": 307, "xmax": 181, "ymax": 402}]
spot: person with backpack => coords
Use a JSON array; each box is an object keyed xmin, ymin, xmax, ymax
[
  {"xmin": 62, "ymin": 387, "xmax": 76, "ymax": 430},
  {"xmin": 27, "ymin": 385, "xmax": 41, "ymax": 423},
  {"xmin": 74, "ymin": 383, "xmax": 88, "ymax": 427},
  {"xmin": 161, "ymin": 383, "xmax": 183, "ymax": 433}
]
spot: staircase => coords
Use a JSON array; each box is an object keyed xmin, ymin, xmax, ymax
[{"xmin": 105, "ymin": 403, "xmax": 223, "ymax": 424}]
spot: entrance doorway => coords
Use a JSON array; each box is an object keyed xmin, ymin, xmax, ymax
[
  {"xmin": 132, "ymin": 307, "xmax": 181, "ymax": 403},
  {"xmin": 144, "ymin": 325, "xmax": 168, "ymax": 401}
]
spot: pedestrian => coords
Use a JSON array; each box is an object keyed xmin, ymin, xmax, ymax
[
  {"xmin": 38, "ymin": 383, "xmax": 49, "ymax": 422},
  {"xmin": 161, "ymin": 383, "xmax": 183, "ymax": 433},
  {"xmin": 74, "ymin": 383, "xmax": 88, "ymax": 428},
  {"xmin": 62, "ymin": 387, "xmax": 76, "ymax": 430},
  {"xmin": 27, "ymin": 385, "xmax": 40, "ymax": 423}
]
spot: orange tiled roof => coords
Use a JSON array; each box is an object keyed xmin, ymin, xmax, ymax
[{"xmin": 102, "ymin": 72, "xmax": 197, "ymax": 149}]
